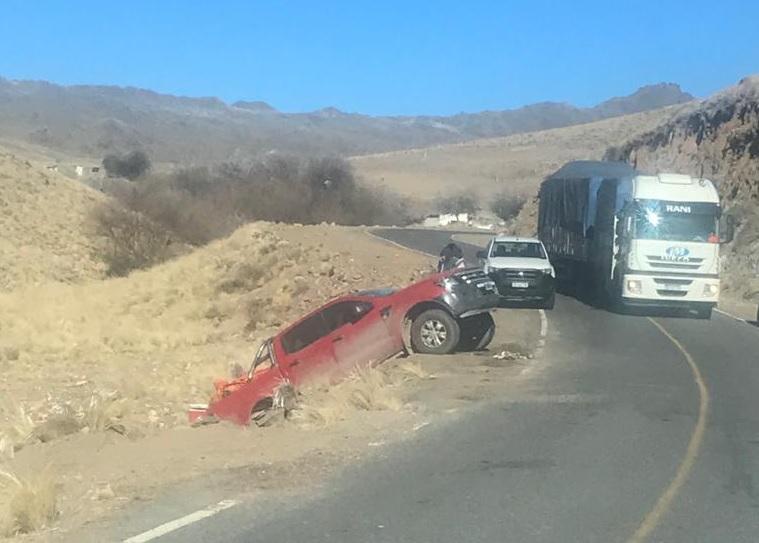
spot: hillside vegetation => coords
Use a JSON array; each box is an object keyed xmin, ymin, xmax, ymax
[
  {"xmin": 0, "ymin": 151, "xmax": 104, "ymax": 291},
  {"xmin": 353, "ymin": 106, "xmax": 685, "ymax": 204}
]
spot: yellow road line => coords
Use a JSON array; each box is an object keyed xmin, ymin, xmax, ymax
[{"xmin": 627, "ymin": 318, "xmax": 711, "ymax": 543}]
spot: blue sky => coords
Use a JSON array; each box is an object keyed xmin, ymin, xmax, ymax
[{"xmin": 1, "ymin": 0, "xmax": 758, "ymax": 115}]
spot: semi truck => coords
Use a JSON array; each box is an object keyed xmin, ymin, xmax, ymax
[{"xmin": 537, "ymin": 161, "xmax": 733, "ymax": 318}]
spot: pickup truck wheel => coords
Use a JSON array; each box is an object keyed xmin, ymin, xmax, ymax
[
  {"xmin": 411, "ymin": 309, "xmax": 460, "ymax": 355},
  {"xmin": 695, "ymin": 306, "xmax": 712, "ymax": 320},
  {"xmin": 541, "ymin": 293, "xmax": 555, "ymax": 310},
  {"xmin": 457, "ymin": 313, "xmax": 496, "ymax": 351}
]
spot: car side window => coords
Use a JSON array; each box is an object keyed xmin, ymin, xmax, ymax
[
  {"xmin": 322, "ymin": 301, "xmax": 373, "ymax": 332},
  {"xmin": 281, "ymin": 313, "xmax": 329, "ymax": 354}
]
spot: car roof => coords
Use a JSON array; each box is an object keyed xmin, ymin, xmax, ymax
[{"xmin": 492, "ymin": 235, "xmax": 542, "ymax": 243}]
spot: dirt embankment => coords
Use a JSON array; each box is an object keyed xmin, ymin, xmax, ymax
[
  {"xmin": 0, "ymin": 152, "xmax": 105, "ymax": 291},
  {"xmin": 605, "ymin": 75, "xmax": 759, "ymax": 307},
  {"xmin": 0, "ymin": 214, "xmax": 444, "ymax": 537}
]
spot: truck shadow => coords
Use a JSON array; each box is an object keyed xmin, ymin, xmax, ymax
[{"xmin": 557, "ymin": 282, "xmax": 714, "ymax": 320}]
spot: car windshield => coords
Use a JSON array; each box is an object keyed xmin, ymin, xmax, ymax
[
  {"xmin": 633, "ymin": 204, "xmax": 719, "ymax": 242},
  {"xmin": 249, "ymin": 339, "xmax": 274, "ymax": 377},
  {"xmin": 490, "ymin": 241, "xmax": 546, "ymax": 259}
]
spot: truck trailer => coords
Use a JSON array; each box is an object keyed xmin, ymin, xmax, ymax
[{"xmin": 538, "ymin": 161, "xmax": 732, "ymax": 318}]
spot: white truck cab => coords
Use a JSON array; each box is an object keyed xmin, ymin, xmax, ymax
[{"xmin": 616, "ymin": 174, "xmax": 722, "ymax": 316}]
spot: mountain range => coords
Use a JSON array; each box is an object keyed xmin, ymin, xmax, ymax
[{"xmin": 0, "ymin": 77, "xmax": 693, "ymax": 164}]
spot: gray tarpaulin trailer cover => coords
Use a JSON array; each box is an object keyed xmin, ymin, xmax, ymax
[{"xmin": 538, "ymin": 161, "xmax": 638, "ymax": 262}]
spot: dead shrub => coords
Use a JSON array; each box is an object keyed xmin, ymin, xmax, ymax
[
  {"xmin": 490, "ymin": 193, "xmax": 527, "ymax": 222},
  {"xmin": 437, "ymin": 191, "xmax": 479, "ymax": 215},
  {"xmin": 82, "ymin": 393, "xmax": 132, "ymax": 435},
  {"xmin": 292, "ymin": 366, "xmax": 404, "ymax": 428},
  {"xmin": 91, "ymin": 202, "xmax": 174, "ymax": 276},
  {"xmin": 0, "ymin": 468, "xmax": 58, "ymax": 536},
  {"xmin": 102, "ymin": 156, "xmax": 412, "ymax": 255},
  {"xmin": 395, "ymin": 360, "xmax": 430, "ymax": 380}
]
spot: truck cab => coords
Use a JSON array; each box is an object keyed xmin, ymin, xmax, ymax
[{"xmin": 609, "ymin": 174, "xmax": 725, "ymax": 318}]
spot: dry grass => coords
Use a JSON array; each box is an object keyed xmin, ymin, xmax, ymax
[
  {"xmin": 395, "ymin": 360, "xmax": 430, "ymax": 381},
  {"xmin": 0, "ymin": 151, "xmax": 105, "ymax": 292},
  {"xmin": 293, "ymin": 366, "xmax": 405, "ymax": 428},
  {"xmin": 0, "ymin": 221, "xmax": 430, "ymax": 437},
  {"xmin": 352, "ymin": 107, "xmax": 682, "ymax": 202},
  {"xmin": 0, "ymin": 404, "xmax": 35, "ymax": 460},
  {"xmin": 0, "ymin": 467, "xmax": 58, "ymax": 536},
  {"xmin": 82, "ymin": 393, "xmax": 133, "ymax": 435}
]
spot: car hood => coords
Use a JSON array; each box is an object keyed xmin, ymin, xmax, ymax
[{"xmin": 485, "ymin": 257, "xmax": 550, "ymax": 270}]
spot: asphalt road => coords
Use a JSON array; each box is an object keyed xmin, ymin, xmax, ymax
[{"xmin": 98, "ymin": 229, "xmax": 759, "ymax": 542}]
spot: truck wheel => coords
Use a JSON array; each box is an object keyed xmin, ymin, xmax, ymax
[
  {"xmin": 695, "ymin": 306, "xmax": 712, "ymax": 320},
  {"xmin": 457, "ymin": 313, "xmax": 496, "ymax": 351},
  {"xmin": 411, "ymin": 309, "xmax": 460, "ymax": 355},
  {"xmin": 541, "ymin": 293, "xmax": 555, "ymax": 310}
]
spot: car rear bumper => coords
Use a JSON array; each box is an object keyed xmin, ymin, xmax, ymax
[{"xmin": 489, "ymin": 270, "xmax": 555, "ymax": 302}]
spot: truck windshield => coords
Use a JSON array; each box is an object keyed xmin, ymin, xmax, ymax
[{"xmin": 633, "ymin": 204, "xmax": 719, "ymax": 242}]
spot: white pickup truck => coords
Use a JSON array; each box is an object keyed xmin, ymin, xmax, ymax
[{"xmin": 477, "ymin": 235, "xmax": 556, "ymax": 309}]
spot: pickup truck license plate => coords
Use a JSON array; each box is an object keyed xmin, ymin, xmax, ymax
[{"xmin": 511, "ymin": 281, "xmax": 529, "ymax": 288}]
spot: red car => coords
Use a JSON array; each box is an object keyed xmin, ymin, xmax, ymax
[{"xmin": 189, "ymin": 268, "xmax": 498, "ymax": 426}]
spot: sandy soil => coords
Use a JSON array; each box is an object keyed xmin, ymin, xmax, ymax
[
  {"xmin": 11, "ymin": 306, "xmax": 540, "ymax": 542},
  {"xmin": 4, "ymin": 202, "xmax": 545, "ymax": 538}
]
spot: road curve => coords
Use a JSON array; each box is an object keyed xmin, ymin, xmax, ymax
[{"xmin": 96, "ymin": 229, "xmax": 759, "ymax": 543}]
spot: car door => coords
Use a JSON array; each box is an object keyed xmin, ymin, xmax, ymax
[
  {"xmin": 322, "ymin": 300, "xmax": 399, "ymax": 375},
  {"xmin": 277, "ymin": 310, "xmax": 337, "ymax": 386}
]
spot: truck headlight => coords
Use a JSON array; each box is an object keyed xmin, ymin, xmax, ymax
[
  {"xmin": 541, "ymin": 267, "xmax": 555, "ymax": 277},
  {"xmin": 626, "ymin": 279, "xmax": 642, "ymax": 294},
  {"xmin": 703, "ymin": 284, "xmax": 719, "ymax": 297}
]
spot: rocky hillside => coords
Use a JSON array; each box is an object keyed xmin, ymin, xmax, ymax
[
  {"xmin": 0, "ymin": 77, "xmax": 692, "ymax": 164},
  {"xmin": 0, "ymin": 151, "xmax": 105, "ymax": 291},
  {"xmin": 605, "ymin": 75, "xmax": 759, "ymax": 303}
]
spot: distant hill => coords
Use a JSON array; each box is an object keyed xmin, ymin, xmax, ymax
[{"xmin": 0, "ymin": 77, "xmax": 693, "ymax": 164}]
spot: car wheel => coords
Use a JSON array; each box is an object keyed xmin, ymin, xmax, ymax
[
  {"xmin": 457, "ymin": 313, "xmax": 496, "ymax": 351},
  {"xmin": 541, "ymin": 293, "xmax": 555, "ymax": 310},
  {"xmin": 695, "ymin": 306, "xmax": 712, "ymax": 320},
  {"xmin": 411, "ymin": 309, "xmax": 460, "ymax": 355}
]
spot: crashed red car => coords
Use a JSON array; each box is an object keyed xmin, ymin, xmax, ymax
[{"xmin": 189, "ymin": 268, "xmax": 498, "ymax": 425}]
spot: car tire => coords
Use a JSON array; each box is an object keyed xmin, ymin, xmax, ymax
[
  {"xmin": 411, "ymin": 309, "xmax": 460, "ymax": 355},
  {"xmin": 695, "ymin": 306, "xmax": 712, "ymax": 320},
  {"xmin": 541, "ymin": 293, "xmax": 555, "ymax": 310},
  {"xmin": 457, "ymin": 313, "xmax": 496, "ymax": 351}
]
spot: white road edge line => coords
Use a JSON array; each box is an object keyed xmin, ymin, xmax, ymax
[
  {"xmin": 714, "ymin": 308, "xmax": 747, "ymax": 323},
  {"xmin": 538, "ymin": 309, "xmax": 548, "ymax": 341},
  {"xmin": 122, "ymin": 499, "xmax": 239, "ymax": 543}
]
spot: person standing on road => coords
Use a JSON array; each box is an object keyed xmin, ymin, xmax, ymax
[{"xmin": 438, "ymin": 242, "xmax": 465, "ymax": 271}]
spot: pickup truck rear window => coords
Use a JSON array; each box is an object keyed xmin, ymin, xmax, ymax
[{"xmin": 490, "ymin": 242, "xmax": 547, "ymax": 259}]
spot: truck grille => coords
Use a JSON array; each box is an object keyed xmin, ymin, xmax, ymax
[
  {"xmin": 646, "ymin": 255, "xmax": 703, "ymax": 271},
  {"xmin": 492, "ymin": 269, "xmax": 540, "ymax": 279},
  {"xmin": 653, "ymin": 277, "xmax": 693, "ymax": 297}
]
